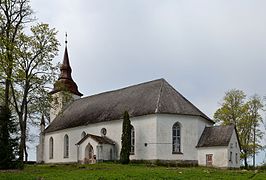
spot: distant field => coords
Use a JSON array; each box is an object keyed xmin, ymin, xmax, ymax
[{"xmin": 0, "ymin": 163, "xmax": 266, "ymax": 179}]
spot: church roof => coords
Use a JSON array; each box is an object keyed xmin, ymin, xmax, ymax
[
  {"xmin": 50, "ymin": 42, "xmax": 83, "ymax": 96},
  {"xmin": 45, "ymin": 79, "xmax": 213, "ymax": 133},
  {"xmin": 76, "ymin": 134, "xmax": 115, "ymax": 145},
  {"xmin": 196, "ymin": 125, "xmax": 235, "ymax": 148}
]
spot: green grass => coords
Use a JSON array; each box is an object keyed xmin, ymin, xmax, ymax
[{"xmin": 0, "ymin": 163, "xmax": 266, "ymax": 179}]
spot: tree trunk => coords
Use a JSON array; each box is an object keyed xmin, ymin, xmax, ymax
[
  {"xmin": 243, "ymin": 149, "xmax": 248, "ymax": 168},
  {"xmin": 244, "ymin": 157, "xmax": 248, "ymax": 168},
  {"xmin": 24, "ymin": 146, "xmax": 28, "ymax": 162},
  {"xmin": 253, "ymin": 123, "xmax": 256, "ymax": 167},
  {"xmin": 23, "ymin": 116, "xmax": 28, "ymax": 163},
  {"xmin": 18, "ymin": 114, "xmax": 25, "ymax": 163}
]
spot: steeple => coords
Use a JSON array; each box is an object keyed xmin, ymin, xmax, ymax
[{"xmin": 50, "ymin": 34, "xmax": 83, "ymax": 96}]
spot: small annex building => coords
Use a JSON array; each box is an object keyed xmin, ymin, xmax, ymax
[{"xmin": 36, "ymin": 43, "xmax": 241, "ymax": 168}]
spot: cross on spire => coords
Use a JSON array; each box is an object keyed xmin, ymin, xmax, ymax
[
  {"xmin": 65, "ymin": 32, "xmax": 68, "ymax": 45},
  {"xmin": 49, "ymin": 33, "xmax": 83, "ymax": 97}
]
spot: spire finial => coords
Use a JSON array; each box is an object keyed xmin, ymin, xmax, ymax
[{"xmin": 65, "ymin": 32, "xmax": 68, "ymax": 45}]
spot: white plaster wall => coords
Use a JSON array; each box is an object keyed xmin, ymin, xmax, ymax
[
  {"xmin": 43, "ymin": 113, "xmax": 213, "ymax": 163},
  {"xmin": 156, "ymin": 114, "xmax": 211, "ymax": 161},
  {"xmin": 43, "ymin": 115, "xmax": 157, "ymax": 163},
  {"xmin": 198, "ymin": 147, "xmax": 228, "ymax": 168},
  {"xmin": 227, "ymin": 130, "xmax": 241, "ymax": 168},
  {"xmin": 78, "ymin": 137, "xmax": 98, "ymax": 162},
  {"xmin": 98, "ymin": 144, "xmax": 115, "ymax": 161},
  {"xmin": 130, "ymin": 115, "xmax": 157, "ymax": 160},
  {"xmin": 44, "ymin": 119, "xmax": 122, "ymax": 163},
  {"xmin": 78, "ymin": 137, "xmax": 115, "ymax": 161}
]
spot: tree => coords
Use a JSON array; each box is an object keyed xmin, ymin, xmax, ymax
[
  {"xmin": 214, "ymin": 89, "xmax": 264, "ymax": 168},
  {"xmin": 0, "ymin": 0, "xmax": 59, "ymax": 164},
  {"xmin": 0, "ymin": 106, "xmax": 20, "ymax": 169},
  {"xmin": 120, "ymin": 111, "xmax": 132, "ymax": 164},
  {"xmin": 0, "ymin": 0, "xmax": 33, "ymax": 166},
  {"xmin": 10, "ymin": 24, "xmax": 59, "ymax": 162},
  {"xmin": 246, "ymin": 95, "xmax": 264, "ymax": 167},
  {"xmin": 0, "ymin": 0, "xmax": 33, "ymax": 107},
  {"xmin": 214, "ymin": 89, "xmax": 246, "ymax": 126}
]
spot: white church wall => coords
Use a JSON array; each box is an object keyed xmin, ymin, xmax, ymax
[
  {"xmin": 198, "ymin": 146, "xmax": 228, "ymax": 167},
  {"xmin": 130, "ymin": 115, "xmax": 157, "ymax": 160},
  {"xmin": 77, "ymin": 137, "xmax": 115, "ymax": 162},
  {"xmin": 44, "ymin": 119, "xmax": 122, "ymax": 163},
  {"xmin": 98, "ymin": 144, "xmax": 115, "ymax": 161},
  {"xmin": 78, "ymin": 137, "xmax": 98, "ymax": 162},
  {"xmin": 227, "ymin": 130, "xmax": 241, "ymax": 168},
  {"xmin": 43, "ymin": 114, "xmax": 214, "ymax": 163},
  {"xmin": 43, "ymin": 115, "xmax": 158, "ymax": 163},
  {"xmin": 156, "ymin": 114, "xmax": 209, "ymax": 161}
]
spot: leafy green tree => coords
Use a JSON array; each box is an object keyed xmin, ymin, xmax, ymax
[
  {"xmin": 0, "ymin": 0, "xmax": 59, "ymax": 164},
  {"xmin": 214, "ymin": 89, "xmax": 264, "ymax": 168},
  {"xmin": 246, "ymin": 95, "xmax": 264, "ymax": 167},
  {"xmin": 0, "ymin": 0, "xmax": 33, "ymax": 168},
  {"xmin": 0, "ymin": 0, "xmax": 33, "ymax": 107},
  {"xmin": 214, "ymin": 89, "xmax": 246, "ymax": 126},
  {"xmin": 10, "ymin": 24, "xmax": 59, "ymax": 162},
  {"xmin": 120, "ymin": 111, "xmax": 132, "ymax": 164}
]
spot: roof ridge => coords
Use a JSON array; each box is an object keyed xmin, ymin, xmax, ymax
[
  {"xmin": 155, "ymin": 79, "xmax": 164, "ymax": 113},
  {"xmin": 80, "ymin": 78, "xmax": 165, "ymax": 100}
]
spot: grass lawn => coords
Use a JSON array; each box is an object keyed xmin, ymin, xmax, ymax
[{"xmin": 0, "ymin": 163, "xmax": 266, "ymax": 180}]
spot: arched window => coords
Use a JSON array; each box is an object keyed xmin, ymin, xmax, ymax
[
  {"xmin": 172, "ymin": 122, "xmax": 181, "ymax": 153},
  {"xmin": 130, "ymin": 126, "xmax": 135, "ymax": 154},
  {"xmin": 49, "ymin": 137, "xmax": 54, "ymax": 159},
  {"xmin": 64, "ymin": 134, "xmax": 69, "ymax": 158},
  {"xmin": 81, "ymin": 131, "xmax": 86, "ymax": 139}
]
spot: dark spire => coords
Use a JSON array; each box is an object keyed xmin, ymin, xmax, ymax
[{"xmin": 50, "ymin": 35, "xmax": 83, "ymax": 96}]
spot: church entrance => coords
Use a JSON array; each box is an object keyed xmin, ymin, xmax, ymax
[{"xmin": 84, "ymin": 143, "xmax": 96, "ymax": 164}]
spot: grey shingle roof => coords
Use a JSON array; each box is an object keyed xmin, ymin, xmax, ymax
[
  {"xmin": 196, "ymin": 125, "xmax": 235, "ymax": 147},
  {"xmin": 45, "ymin": 79, "xmax": 213, "ymax": 133},
  {"xmin": 76, "ymin": 134, "xmax": 115, "ymax": 145}
]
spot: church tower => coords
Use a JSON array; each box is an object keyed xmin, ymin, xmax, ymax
[{"xmin": 49, "ymin": 35, "xmax": 83, "ymax": 122}]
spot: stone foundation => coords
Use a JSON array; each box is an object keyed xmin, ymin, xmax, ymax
[{"xmin": 130, "ymin": 159, "xmax": 198, "ymax": 167}]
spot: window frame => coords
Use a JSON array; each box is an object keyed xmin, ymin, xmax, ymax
[
  {"xmin": 172, "ymin": 122, "xmax": 182, "ymax": 154},
  {"xmin": 64, "ymin": 134, "xmax": 69, "ymax": 158},
  {"xmin": 229, "ymin": 151, "xmax": 232, "ymax": 162},
  {"xmin": 49, "ymin": 137, "xmax": 54, "ymax": 159},
  {"xmin": 130, "ymin": 126, "xmax": 135, "ymax": 155}
]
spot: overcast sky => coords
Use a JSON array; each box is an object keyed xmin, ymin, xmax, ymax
[{"xmin": 30, "ymin": 0, "xmax": 266, "ymax": 163}]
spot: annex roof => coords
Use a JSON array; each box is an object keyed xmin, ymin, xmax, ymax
[
  {"xmin": 196, "ymin": 125, "xmax": 235, "ymax": 148},
  {"xmin": 76, "ymin": 134, "xmax": 115, "ymax": 145},
  {"xmin": 45, "ymin": 79, "xmax": 213, "ymax": 133}
]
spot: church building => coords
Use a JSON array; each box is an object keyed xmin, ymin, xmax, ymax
[{"xmin": 36, "ymin": 42, "xmax": 241, "ymax": 168}]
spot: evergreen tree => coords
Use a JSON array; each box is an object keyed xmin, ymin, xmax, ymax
[
  {"xmin": 120, "ymin": 111, "xmax": 131, "ymax": 164},
  {"xmin": 0, "ymin": 106, "xmax": 20, "ymax": 169}
]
